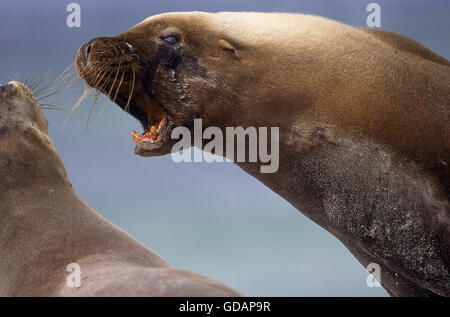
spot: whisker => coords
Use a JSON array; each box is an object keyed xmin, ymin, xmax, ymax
[
  {"xmin": 81, "ymin": 67, "xmax": 113, "ymax": 131},
  {"xmin": 37, "ymin": 78, "xmax": 81, "ymax": 101},
  {"xmin": 40, "ymin": 105, "xmax": 91, "ymax": 117},
  {"xmin": 92, "ymin": 69, "xmax": 110, "ymax": 90},
  {"xmin": 93, "ymin": 69, "xmax": 115, "ymax": 119},
  {"xmin": 106, "ymin": 61, "xmax": 121, "ymax": 99},
  {"xmin": 38, "ymin": 96, "xmax": 95, "ymax": 105},
  {"xmin": 112, "ymin": 69, "xmax": 126, "ymax": 104},
  {"xmin": 98, "ymin": 97, "xmax": 110, "ymax": 117},
  {"xmin": 34, "ymin": 67, "xmax": 77, "ymax": 98},
  {"xmin": 125, "ymin": 68, "xmax": 135, "ymax": 113},
  {"xmin": 60, "ymin": 85, "xmax": 94, "ymax": 131},
  {"xmin": 85, "ymin": 90, "xmax": 101, "ymax": 133}
]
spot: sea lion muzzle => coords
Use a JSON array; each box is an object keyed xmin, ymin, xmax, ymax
[
  {"xmin": 79, "ymin": 38, "xmax": 134, "ymax": 61},
  {"xmin": 0, "ymin": 83, "xmax": 14, "ymax": 97},
  {"xmin": 75, "ymin": 35, "xmax": 174, "ymax": 154},
  {"xmin": 77, "ymin": 37, "xmax": 137, "ymax": 71}
]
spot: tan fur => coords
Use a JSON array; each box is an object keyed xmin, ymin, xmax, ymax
[
  {"xmin": 76, "ymin": 12, "xmax": 450, "ymax": 296},
  {"xmin": 0, "ymin": 82, "xmax": 241, "ymax": 297}
]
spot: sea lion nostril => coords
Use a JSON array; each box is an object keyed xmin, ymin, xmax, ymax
[
  {"xmin": 81, "ymin": 37, "xmax": 100, "ymax": 59},
  {"xmin": 80, "ymin": 42, "xmax": 92, "ymax": 60},
  {"xmin": 0, "ymin": 83, "xmax": 14, "ymax": 95}
]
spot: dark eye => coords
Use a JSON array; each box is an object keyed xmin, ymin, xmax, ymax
[{"xmin": 162, "ymin": 35, "xmax": 179, "ymax": 45}]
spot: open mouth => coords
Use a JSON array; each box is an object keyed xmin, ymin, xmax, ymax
[
  {"xmin": 112, "ymin": 88, "xmax": 176, "ymax": 156},
  {"xmin": 125, "ymin": 93, "xmax": 173, "ymax": 148},
  {"xmin": 79, "ymin": 64, "xmax": 175, "ymax": 155},
  {"xmin": 131, "ymin": 111, "xmax": 167, "ymax": 144},
  {"xmin": 75, "ymin": 37, "xmax": 179, "ymax": 156}
]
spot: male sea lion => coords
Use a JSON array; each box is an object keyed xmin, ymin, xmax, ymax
[
  {"xmin": 75, "ymin": 12, "xmax": 450, "ymax": 296},
  {"xmin": 0, "ymin": 81, "xmax": 241, "ymax": 296}
]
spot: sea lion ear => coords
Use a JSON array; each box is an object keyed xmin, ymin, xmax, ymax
[{"xmin": 219, "ymin": 39, "xmax": 236, "ymax": 54}]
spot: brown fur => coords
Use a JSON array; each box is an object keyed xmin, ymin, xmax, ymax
[
  {"xmin": 0, "ymin": 81, "xmax": 241, "ymax": 296},
  {"xmin": 76, "ymin": 12, "xmax": 450, "ymax": 296}
]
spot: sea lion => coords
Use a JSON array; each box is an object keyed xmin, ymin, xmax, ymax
[
  {"xmin": 75, "ymin": 12, "xmax": 450, "ymax": 296},
  {"xmin": 0, "ymin": 81, "xmax": 241, "ymax": 297}
]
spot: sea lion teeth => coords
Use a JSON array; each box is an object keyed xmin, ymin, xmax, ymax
[
  {"xmin": 131, "ymin": 130, "xmax": 143, "ymax": 143},
  {"xmin": 150, "ymin": 126, "xmax": 158, "ymax": 140},
  {"xmin": 158, "ymin": 113, "xmax": 167, "ymax": 131},
  {"xmin": 131, "ymin": 126, "xmax": 160, "ymax": 143}
]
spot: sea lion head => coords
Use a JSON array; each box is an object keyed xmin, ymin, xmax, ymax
[
  {"xmin": 0, "ymin": 81, "xmax": 70, "ymax": 185},
  {"xmin": 0, "ymin": 81, "xmax": 48, "ymax": 134},
  {"xmin": 76, "ymin": 12, "xmax": 293, "ymax": 157}
]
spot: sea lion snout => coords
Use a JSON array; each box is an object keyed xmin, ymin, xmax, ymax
[
  {"xmin": 0, "ymin": 81, "xmax": 48, "ymax": 134},
  {"xmin": 79, "ymin": 37, "xmax": 134, "ymax": 61},
  {"xmin": 76, "ymin": 37, "xmax": 138, "ymax": 76},
  {"xmin": 0, "ymin": 81, "xmax": 34, "ymax": 101}
]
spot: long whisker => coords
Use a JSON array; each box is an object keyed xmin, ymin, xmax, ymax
[
  {"xmin": 37, "ymin": 78, "xmax": 80, "ymax": 101},
  {"xmin": 82, "ymin": 66, "xmax": 115, "ymax": 131},
  {"xmin": 34, "ymin": 66, "xmax": 78, "ymax": 98},
  {"xmin": 28, "ymin": 70, "xmax": 52, "ymax": 95},
  {"xmin": 125, "ymin": 68, "xmax": 135, "ymax": 113},
  {"xmin": 85, "ymin": 90, "xmax": 101, "ymax": 133},
  {"xmin": 60, "ymin": 85, "xmax": 94, "ymax": 131},
  {"xmin": 38, "ymin": 96, "xmax": 95, "ymax": 105},
  {"xmin": 112, "ymin": 69, "xmax": 126, "ymax": 104},
  {"xmin": 107, "ymin": 60, "xmax": 122, "ymax": 98},
  {"xmin": 95, "ymin": 69, "xmax": 115, "ymax": 118},
  {"xmin": 40, "ymin": 105, "xmax": 91, "ymax": 117},
  {"xmin": 92, "ymin": 69, "xmax": 110, "ymax": 91},
  {"xmin": 98, "ymin": 98, "xmax": 110, "ymax": 117}
]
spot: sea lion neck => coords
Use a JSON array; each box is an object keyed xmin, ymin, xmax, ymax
[{"xmin": 0, "ymin": 127, "xmax": 71, "ymax": 212}]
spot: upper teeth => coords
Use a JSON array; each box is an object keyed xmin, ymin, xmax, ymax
[{"xmin": 130, "ymin": 113, "xmax": 167, "ymax": 144}]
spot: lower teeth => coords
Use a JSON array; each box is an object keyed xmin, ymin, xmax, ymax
[{"xmin": 130, "ymin": 113, "xmax": 166, "ymax": 144}]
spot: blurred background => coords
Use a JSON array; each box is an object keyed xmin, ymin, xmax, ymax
[{"xmin": 1, "ymin": 0, "xmax": 449, "ymax": 296}]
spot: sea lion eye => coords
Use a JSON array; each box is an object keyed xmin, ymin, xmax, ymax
[{"xmin": 162, "ymin": 35, "xmax": 179, "ymax": 45}]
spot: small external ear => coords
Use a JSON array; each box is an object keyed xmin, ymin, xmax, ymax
[{"xmin": 219, "ymin": 39, "xmax": 236, "ymax": 54}]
